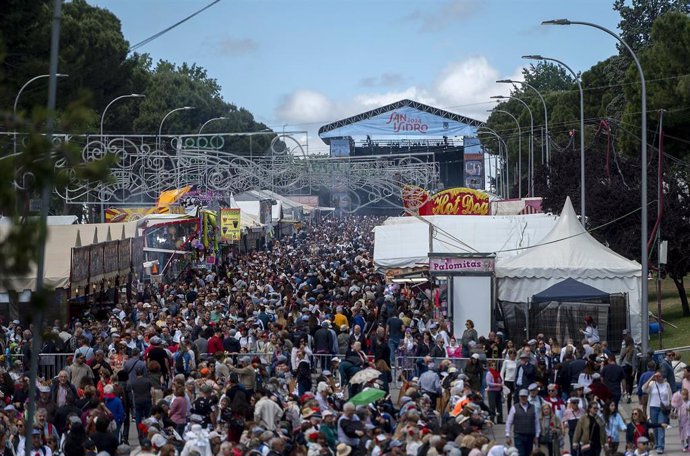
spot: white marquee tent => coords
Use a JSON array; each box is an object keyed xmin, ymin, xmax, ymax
[
  {"xmin": 495, "ymin": 197, "xmax": 642, "ymax": 342},
  {"xmin": 373, "ymin": 213, "xmax": 559, "ymax": 269}
]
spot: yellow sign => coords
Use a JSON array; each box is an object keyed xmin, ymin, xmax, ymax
[{"xmin": 220, "ymin": 208, "xmax": 241, "ymax": 242}]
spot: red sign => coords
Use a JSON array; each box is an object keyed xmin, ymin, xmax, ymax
[{"xmin": 402, "ymin": 186, "xmax": 490, "ymax": 216}]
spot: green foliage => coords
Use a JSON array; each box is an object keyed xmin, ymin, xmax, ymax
[
  {"xmin": 621, "ymin": 12, "xmax": 690, "ymax": 160},
  {"xmin": 613, "ymin": 0, "xmax": 690, "ymax": 53},
  {"xmin": 520, "ymin": 62, "xmax": 574, "ymax": 93}
]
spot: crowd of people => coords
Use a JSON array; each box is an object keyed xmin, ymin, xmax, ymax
[{"xmin": 0, "ymin": 215, "xmax": 689, "ymax": 456}]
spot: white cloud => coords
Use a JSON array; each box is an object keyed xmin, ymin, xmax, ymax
[
  {"xmin": 276, "ymin": 90, "xmax": 335, "ymax": 124},
  {"xmin": 275, "ymin": 56, "xmax": 526, "ymax": 145},
  {"xmin": 434, "ymin": 56, "xmax": 524, "ymax": 120},
  {"xmin": 358, "ymin": 72, "xmax": 408, "ymax": 88},
  {"xmin": 217, "ymin": 38, "xmax": 258, "ymax": 56},
  {"xmin": 404, "ymin": 0, "xmax": 481, "ymax": 32}
]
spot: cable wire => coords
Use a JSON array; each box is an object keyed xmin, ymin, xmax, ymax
[{"xmin": 128, "ymin": 0, "xmax": 221, "ymax": 52}]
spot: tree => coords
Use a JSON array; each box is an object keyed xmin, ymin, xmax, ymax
[
  {"xmin": 613, "ymin": 0, "xmax": 690, "ymax": 53},
  {"xmin": 662, "ymin": 165, "xmax": 690, "ymax": 316},
  {"xmin": 621, "ymin": 12, "xmax": 690, "ymax": 161}
]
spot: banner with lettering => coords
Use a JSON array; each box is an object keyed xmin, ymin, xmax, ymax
[
  {"xmin": 220, "ymin": 208, "xmax": 241, "ymax": 242},
  {"xmin": 402, "ymin": 186, "xmax": 490, "ymax": 216},
  {"xmin": 319, "ymin": 106, "xmax": 477, "ymax": 138}
]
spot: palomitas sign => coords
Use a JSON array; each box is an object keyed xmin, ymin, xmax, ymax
[{"xmin": 429, "ymin": 257, "xmax": 495, "ymax": 273}]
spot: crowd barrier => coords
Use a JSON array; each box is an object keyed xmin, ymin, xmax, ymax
[{"xmin": 9, "ymin": 344, "xmax": 690, "ymax": 383}]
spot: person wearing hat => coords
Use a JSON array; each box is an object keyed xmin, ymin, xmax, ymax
[
  {"xmin": 313, "ymin": 320, "xmax": 336, "ymax": 371},
  {"xmin": 562, "ymin": 397, "xmax": 585, "ymax": 455},
  {"xmin": 505, "ymin": 389, "xmax": 540, "ymax": 456},
  {"xmin": 336, "ymin": 443, "xmax": 352, "ymax": 456},
  {"xmin": 320, "ymin": 410, "xmax": 338, "ymax": 451},
  {"xmin": 588, "ymin": 372, "xmax": 611, "ymax": 404},
  {"xmin": 514, "ymin": 352, "xmax": 535, "ymax": 402},
  {"xmin": 68, "ymin": 352, "xmax": 94, "ymax": 391},
  {"xmin": 632, "ymin": 436, "xmax": 651, "ymax": 456},
  {"xmin": 145, "ymin": 336, "xmax": 171, "ymax": 383}
]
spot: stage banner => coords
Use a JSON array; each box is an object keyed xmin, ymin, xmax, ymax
[
  {"xmin": 118, "ymin": 239, "xmax": 131, "ymax": 274},
  {"xmin": 320, "ymin": 105, "xmax": 477, "ymax": 138},
  {"xmin": 402, "ymin": 186, "xmax": 490, "ymax": 216},
  {"xmin": 103, "ymin": 241, "xmax": 119, "ymax": 277},
  {"xmin": 89, "ymin": 243, "xmax": 105, "ymax": 282},
  {"xmin": 220, "ymin": 208, "xmax": 241, "ymax": 242}
]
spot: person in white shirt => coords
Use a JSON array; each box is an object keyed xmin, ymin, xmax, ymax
[
  {"xmin": 642, "ymin": 370, "xmax": 672, "ymax": 454},
  {"xmin": 501, "ymin": 350, "xmax": 518, "ymax": 406}
]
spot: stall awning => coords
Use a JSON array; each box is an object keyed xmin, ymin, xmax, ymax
[{"xmin": 532, "ymin": 278, "xmax": 610, "ymax": 303}]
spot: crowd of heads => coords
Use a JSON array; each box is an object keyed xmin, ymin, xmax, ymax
[{"xmin": 0, "ymin": 215, "xmax": 688, "ymax": 456}]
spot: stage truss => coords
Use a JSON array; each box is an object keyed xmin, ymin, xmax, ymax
[{"xmin": 8, "ymin": 132, "xmax": 439, "ymax": 212}]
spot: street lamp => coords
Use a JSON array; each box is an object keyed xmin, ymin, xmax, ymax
[
  {"xmin": 158, "ymin": 106, "xmax": 196, "ymax": 150},
  {"xmin": 542, "ymin": 19, "xmax": 650, "ymax": 358},
  {"xmin": 489, "ymin": 108, "xmax": 521, "ymax": 198},
  {"xmin": 198, "ymin": 116, "xmax": 228, "ymax": 134},
  {"xmin": 13, "ymin": 73, "xmax": 68, "ymax": 115},
  {"xmin": 478, "ymin": 126, "xmax": 509, "ymax": 198},
  {"xmin": 491, "ymin": 96, "xmax": 534, "ymax": 197},
  {"xmin": 523, "ymin": 54, "xmax": 585, "ymax": 225},
  {"xmin": 497, "ymin": 79, "xmax": 550, "ymax": 164},
  {"xmin": 100, "ymin": 93, "xmax": 145, "ymax": 138},
  {"xmin": 13, "ymin": 73, "xmax": 68, "ymax": 156}
]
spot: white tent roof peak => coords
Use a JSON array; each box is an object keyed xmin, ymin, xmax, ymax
[{"xmin": 496, "ymin": 196, "xmax": 641, "ymax": 279}]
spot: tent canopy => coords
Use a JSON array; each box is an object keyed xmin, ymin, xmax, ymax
[
  {"xmin": 532, "ymin": 278, "xmax": 610, "ymax": 303},
  {"xmin": 496, "ymin": 197, "xmax": 641, "ymax": 279},
  {"xmin": 496, "ymin": 196, "xmax": 642, "ymax": 342},
  {"xmin": 0, "ymin": 221, "xmax": 139, "ymax": 292},
  {"xmin": 374, "ymin": 213, "xmax": 559, "ymax": 269}
]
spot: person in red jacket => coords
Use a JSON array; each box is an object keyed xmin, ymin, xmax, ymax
[
  {"xmin": 589, "ymin": 372, "xmax": 611, "ymax": 404},
  {"xmin": 207, "ymin": 327, "xmax": 225, "ymax": 355}
]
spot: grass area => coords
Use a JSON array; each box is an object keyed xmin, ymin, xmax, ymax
[{"xmin": 648, "ymin": 278, "xmax": 690, "ymax": 359}]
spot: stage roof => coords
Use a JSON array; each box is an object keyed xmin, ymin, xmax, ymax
[{"xmin": 318, "ymin": 99, "xmax": 484, "ymax": 144}]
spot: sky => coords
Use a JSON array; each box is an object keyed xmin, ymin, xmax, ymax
[{"xmin": 90, "ymin": 0, "xmax": 622, "ymax": 154}]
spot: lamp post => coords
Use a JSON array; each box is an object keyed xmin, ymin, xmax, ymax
[
  {"xmin": 523, "ymin": 54, "xmax": 585, "ymax": 225},
  {"xmin": 198, "ymin": 116, "xmax": 228, "ymax": 134},
  {"xmin": 542, "ymin": 19, "xmax": 650, "ymax": 358},
  {"xmin": 491, "ymin": 96, "xmax": 534, "ymax": 197},
  {"xmin": 497, "ymin": 79, "xmax": 549, "ymax": 164},
  {"xmin": 489, "ymin": 109, "xmax": 521, "ymax": 198},
  {"xmin": 478, "ymin": 126, "xmax": 508, "ymax": 198},
  {"xmin": 158, "ymin": 106, "xmax": 196, "ymax": 150},
  {"xmin": 100, "ymin": 93, "xmax": 145, "ymax": 139},
  {"xmin": 13, "ymin": 73, "xmax": 68, "ymax": 157},
  {"xmin": 13, "ymin": 73, "xmax": 68, "ymax": 115}
]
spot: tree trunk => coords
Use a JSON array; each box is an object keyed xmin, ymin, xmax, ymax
[{"xmin": 671, "ymin": 275, "xmax": 690, "ymax": 317}]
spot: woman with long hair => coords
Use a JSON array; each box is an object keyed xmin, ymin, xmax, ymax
[
  {"xmin": 501, "ymin": 349, "xmax": 517, "ymax": 406},
  {"xmin": 539, "ymin": 402, "xmax": 562, "ymax": 456},
  {"xmin": 603, "ymin": 400, "xmax": 626, "ymax": 454},
  {"xmin": 625, "ymin": 407, "xmax": 668, "ymax": 448},
  {"xmin": 580, "ymin": 315, "xmax": 600, "ymax": 345},
  {"xmin": 619, "ymin": 334, "xmax": 636, "ymax": 403}
]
